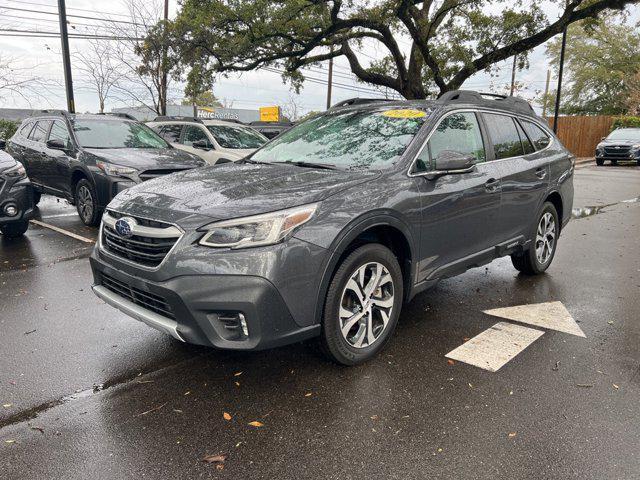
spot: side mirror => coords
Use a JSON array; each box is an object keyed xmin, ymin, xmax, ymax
[
  {"xmin": 0, "ymin": 139, "xmax": 6, "ymax": 150},
  {"xmin": 46, "ymin": 139, "xmax": 66, "ymax": 151},
  {"xmin": 434, "ymin": 150, "xmax": 475, "ymax": 172},
  {"xmin": 192, "ymin": 139, "xmax": 212, "ymax": 150}
]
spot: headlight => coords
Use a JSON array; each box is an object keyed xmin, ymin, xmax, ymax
[
  {"xmin": 4, "ymin": 163, "xmax": 26, "ymax": 179},
  {"xmin": 632, "ymin": 144, "xmax": 640, "ymax": 151},
  {"xmin": 199, "ymin": 203, "xmax": 318, "ymax": 249},
  {"xmin": 96, "ymin": 160, "xmax": 137, "ymax": 177}
]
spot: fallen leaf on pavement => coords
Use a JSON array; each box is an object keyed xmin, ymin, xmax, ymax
[
  {"xmin": 447, "ymin": 359, "xmax": 455, "ymax": 366},
  {"xmin": 234, "ymin": 381, "xmax": 240, "ymax": 387},
  {"xmin": 508, "ymin": 432, "xmax": 517, "ymax": 438},
  {"xmin": 304, "ymin": 392, "xmax": 312, "ymax": 397},
  {"xmin": 234, "ymin": 371, "xmax": 243, "ymax": 377},
  {"xmin": 576, "ymin": 384, "xmax": 593, "ymax": 388},
  {"xmin": 248, "ymin": 421, "xmax": 264, "ymax": 427},
  {"xmin": 202, "ymin": 453, "xmax": 227, "ymax": 468},
  {"xmin": 29, "ymin": 425, "xmax": 44, "ymax": 434},
  {"xmin": 223, "ymin": 412, "xmax": 232, "ymax": 421},
  {"xmin": 5, "ymin": 440, "xmax": 16, "ymax": 444},
  {"xmin": 612, "ymin": 384, "xmax": 619, "ymax": 390},
  {"xmin": 184, "ymin": 391, "xmax": 191, "ymax": 396},
  {"xmin": 2, "ymin": 404, "xmax": 12, "ymax": 408},
  {"xmin": 136, "ymin": 402, "xmax": 167, "ymax": 417}
]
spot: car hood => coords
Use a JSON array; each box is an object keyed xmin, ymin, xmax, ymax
[
  {"xmin": 0, "ymin": 150, "xmax": 18, "ymax": 172},
  {"xmin": 110, "ymin": 163, "xmax": 379, "ymax": 226},
  {"xmin": 598, "ymin": 139, "xmax": 640, "ymax": 147},
  {"xmin": 83, "ymin": 148, "xmax": 205, "ymax": 170}
]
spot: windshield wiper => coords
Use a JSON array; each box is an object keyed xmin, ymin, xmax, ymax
[{"xmin": 272, "ymin": 161, "xmax": 338, "ymax": 170}]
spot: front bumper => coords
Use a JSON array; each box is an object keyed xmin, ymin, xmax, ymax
[
  {"xmin": 90, "ymin": 253, "xmax": 320, "ymax": 350},
  {"xmin": 0, "ymin": 177, "xmax": 35, "ymax": 225}
]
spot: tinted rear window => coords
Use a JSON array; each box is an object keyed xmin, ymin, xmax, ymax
[
  {"xmin": 72, "ymin": 119, "xmax": 168, "ymax": 149},
  {"xmin": 29, "ymin": 121, "xmax": 51, "ymax": 143},
  {"xmin": 483, "ymin": 113, "xmax": 524, "ymax": 159},
  {"xmin": 157, "ymin": 124, "xmax": 183, "ymax": 143},
  {"xmin": 521, "ymin": 120, "xmax": 551, "ymax": 150}
]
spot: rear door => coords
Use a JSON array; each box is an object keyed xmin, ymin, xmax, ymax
[
  {"xmin": 413, "ymin": 111, "xmax": 502, "ymax": 281},
  {"xmin": 481, "ymin": 112, "xmax": 550, "ymax": 243},
  {"xmin": 46, "ymin": 120, "xmax": 74, "ymax": 195}
]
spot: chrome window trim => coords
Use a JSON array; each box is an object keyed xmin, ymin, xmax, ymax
[
  {"xmin": 407, "ymin": 107, "xmax": 555, "ymax": 178},
  {"xmin": 98, "ymin": 209, "xmax": 184, "ymax": 272}
]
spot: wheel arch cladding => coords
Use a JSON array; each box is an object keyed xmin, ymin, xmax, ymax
[
  {"xmin": 314, "ymin": 217, "xmax": 415, "ymax": 326},
  {"xmin": 71, "ymin": 169, "xmax": 89, "ymax": 191},
  {"xmin": 545, "ymin": 191, "xmax": 563, "ymax": 227}
]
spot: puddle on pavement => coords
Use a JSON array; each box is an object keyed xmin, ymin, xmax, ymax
[{"xmin": 572, "ymin": 196, "xmax": 640, "ymax": 219}]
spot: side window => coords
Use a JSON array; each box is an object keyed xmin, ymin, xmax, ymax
[
  {"xmin": 414, "ymin": 112, "xmax": 485, "ymax": 172},
  {"xmin": 49, "ymin": 121, "xmax": 72, "ymax": 149},
  {"xmin": 521, "ymin": 120, "xmax": 551, "ymax": 151},
  {"xmin": 483, "ymin": 113, "xmax": 524, "ymax": 159},
  {"xmin": 158, "ymin": 124, "xmax": 183, "ymax": 143},
  {"xmin": 19, "ymin": 121, "xmax": 34, "ymax": 137},
  {"xmin": 515, "ymin": 121, "xmax": 535, "ymax": 154},
  {"xmin": 181, "ymin": 126, "xmax": 209, "ymax": 147},
  {"xmin": 28, "ymin": 121, "xmax": 51, "ymax": 143}
]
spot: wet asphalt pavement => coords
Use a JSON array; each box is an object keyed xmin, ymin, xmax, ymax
[{"xmin": 1, "ymin": 163, "xmax": 639, "ymax": 479}]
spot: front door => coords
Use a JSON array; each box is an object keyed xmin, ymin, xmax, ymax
[{"xmin": 413, "ymin": 111, "xmax": 502, "ymax": 282}]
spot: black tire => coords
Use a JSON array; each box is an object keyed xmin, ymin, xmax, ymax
[
  {"xmin": 32, "ymin": 191, "xmax": 41, "ymax": 205},
  {"xmin": 320, "ymin": 243, "xmax": 404, "ymax": 366},
  {"xmin": 0, "ymin": 220, "xmax": 29, "ymax": 238},
  {"xmin": 511, "ymin": 201, "xmax": 560, "ymax": 275},
  {"xmin": 75, "ymin": 178, "xmax": 101, "ymax": 226},
  {"xmin": 595, "ymin": 158, "xmax": 604, "ymax": 166}
]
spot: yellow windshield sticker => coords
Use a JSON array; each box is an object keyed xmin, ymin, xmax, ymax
[{"xmin": 381, "ymin": 109, "xmax": 427, "ymax": 119}]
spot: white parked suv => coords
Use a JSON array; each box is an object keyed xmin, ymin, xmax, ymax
[{"xmin": 148, "ymin": 117, "xmax": 268, "ymax": 165}]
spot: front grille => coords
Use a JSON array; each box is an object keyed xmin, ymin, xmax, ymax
[
  {"xmin": 139, "ymin": 169, "xmax": 188, "ymax": 181},
  {"xmin": 604, "ymin": 145, "xmax": 632, "ymax": 157},
  {"xmin": 101, "ymin": 272, "xmax": 175, "ymax": 319},
  {"xmin": 101, "ymin": 212, "xmax": 180, "ymax": 268}
]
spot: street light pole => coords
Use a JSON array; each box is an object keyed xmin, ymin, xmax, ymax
[
  {"xmin": 57, "ymin": 0, "xmax": 75, "ymax": 113},
  {"xmin": 509, "ymin": 55, "xmax": 517, "ymax": 96},
  {"xmin": 553, "ymin": 26, "xmax": 568, "ymax": 134}
]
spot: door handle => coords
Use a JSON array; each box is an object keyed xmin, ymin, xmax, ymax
[
  {"xmin": 484, "ymin": 178, "xmax": 500, "ymax": 192},
  {"xmin": 535, "ymin": 167, "xmax": 547, "ymax": 179}
]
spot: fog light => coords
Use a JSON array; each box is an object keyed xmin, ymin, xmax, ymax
[
  {"xmin": 4, "ymin": 204, "xmax": 18, "ymax": 217},
  {"xmin": 239, "ymin": 313, "xmax": 249, "ymax": 337}
]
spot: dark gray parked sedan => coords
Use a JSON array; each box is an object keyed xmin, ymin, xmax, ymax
[{"xmin": 90, "ymin": 91, "xmax": 574, "ymax": 365}]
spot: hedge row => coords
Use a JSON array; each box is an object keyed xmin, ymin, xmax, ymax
[
  {"xmin": 611, "ymin": 116, "xmax": 640, "ymax": 131},
  {"xmin": 0, "ymin": 119, "xmax": 19, "ymax": 140}
]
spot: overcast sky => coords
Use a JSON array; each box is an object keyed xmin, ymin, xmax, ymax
[{"xmin": 0, "ymin": 0, "xmax": 638, "ymax": 116}]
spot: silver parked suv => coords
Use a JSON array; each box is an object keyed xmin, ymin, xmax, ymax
[{"xmin": 91, "ymin": 91, "xmax": 574, "ymax": 365}]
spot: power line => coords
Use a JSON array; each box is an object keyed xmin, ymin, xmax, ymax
[
  {"xmin": 4, "ymin": 0, "xmax": 133, "ymax": 18},
  {"xmin": 0, "ymin": 5, "xmax": 143, "ymax": 26}
]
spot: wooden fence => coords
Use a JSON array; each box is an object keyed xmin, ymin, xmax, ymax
[{"xmin": 545, "ymin": 116, "xmax": 614, "ymax": 158}]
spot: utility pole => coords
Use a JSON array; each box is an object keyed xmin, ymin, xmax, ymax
[
  {"xmin": 553, "ymin": 26, "xmax": 568, "ymax": 134},
  {"xmin": 160, "ymin": 0, "xmax": 169, "ymax": 116},
  {"xmin": 57, "ymin": 0, "xmax": 75, "ymax": 113},
  {"xmin": 509, "ymin": 55, "xmax": 517, "ymax": 96},
  {"xmin": 326, "ymin": 48, "xmax": 334, "ymax": 110},
  {"xmin": 542, "ymin": 69, "xmax": 551, "ymax": 118}
]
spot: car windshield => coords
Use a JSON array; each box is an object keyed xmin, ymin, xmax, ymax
[
  {"xmin": 251, "ymin": 108, "xmax": 430, "ymax": 169},
  {"xmin": 72, "ymin": 119, "xmax": 169, "ymax": 149},
  {"xmin": 206, "ymin": 125, "xmax": 267, "ymax": 149},
  {"xmin": 606, "ymin": 129, "xmax": 640, "ymax": 141}
]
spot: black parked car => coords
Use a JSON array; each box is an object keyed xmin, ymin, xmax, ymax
[
  {"xmin": 91, "ymin": 91, "xmax": 574, "ymax": 365},
  {"xmin": 0, "ymin": 140, "xmax": 34, "ymax": 238},
  {"xmin": 7, "ymin": 113, "xmax": 205, "ymax": 226},
  {"xmin": 595, "ymin": 128, "xmax": 640, "ymax": 166}
]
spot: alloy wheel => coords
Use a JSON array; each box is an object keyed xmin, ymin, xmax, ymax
[
  {"xmin": 535, "ymin": 212, "xmax": 556, "ymax": 265},
  {"xmin": 339, "ymin": 262, "xmax": 395, "ymax": 349},
  {"xmin": 77, "ymin": 185, "xmax": 94, "ymax": 222}
]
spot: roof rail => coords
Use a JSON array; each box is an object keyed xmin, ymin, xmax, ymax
[
  {"xmin": 152, "ymin": 115, "xmax": 203, "ymax": 123},
  {"xmin": 40, "ymin": 109, "xmax": 71, "ymax": 118},
  {"xmin": 330, "ymin": 98, "xmax": 394, "ymax": 109},
  {"xmin": 437, "ymin": 90, "xmax": 535, "ymax": 116}
]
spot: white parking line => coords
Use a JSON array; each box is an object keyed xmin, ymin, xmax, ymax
[
  {"xmin": 483, "ymin": 301, "xmax": 585, "ymax": 337},
  {"xmin": 446, "ymin": 322, "xmax": 544, "ymax": 372},
  {"xmin": 40, "ymin": 213, "xmax": 79, "ymax": 219},
  {"xmin": 29, "ymin": 219, "xmax": 95, "ymax": 244}
]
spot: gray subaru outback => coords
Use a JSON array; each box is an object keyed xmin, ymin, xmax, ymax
[{"xmin": 90, "ymin": 91, "xmax": 574, "ymax": 365}]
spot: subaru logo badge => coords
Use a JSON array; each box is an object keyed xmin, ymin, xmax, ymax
[
  {"xmin": 115, "ymin": 217, "xmax": 136, "ymax": 238},
  {"xmin": 614, "ymin": 146, "xmax": 621, "ymax": 149}
]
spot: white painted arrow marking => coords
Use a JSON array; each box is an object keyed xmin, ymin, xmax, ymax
[
  {"xmin": 446, "ymin": 322, "xmax": 544, "ymax": 372},
  {"xmin": 483, "ymin": 301, "xmax": 585, "ymax": 338}
]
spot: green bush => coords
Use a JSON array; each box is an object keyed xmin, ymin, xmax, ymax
[
  {"xmin": 611, "ymin": 116, "xmax": 640, "ymax": 131},
  {"xmin": 0, "ymin": 119, "xmax": 19, "ymax": 140}
]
